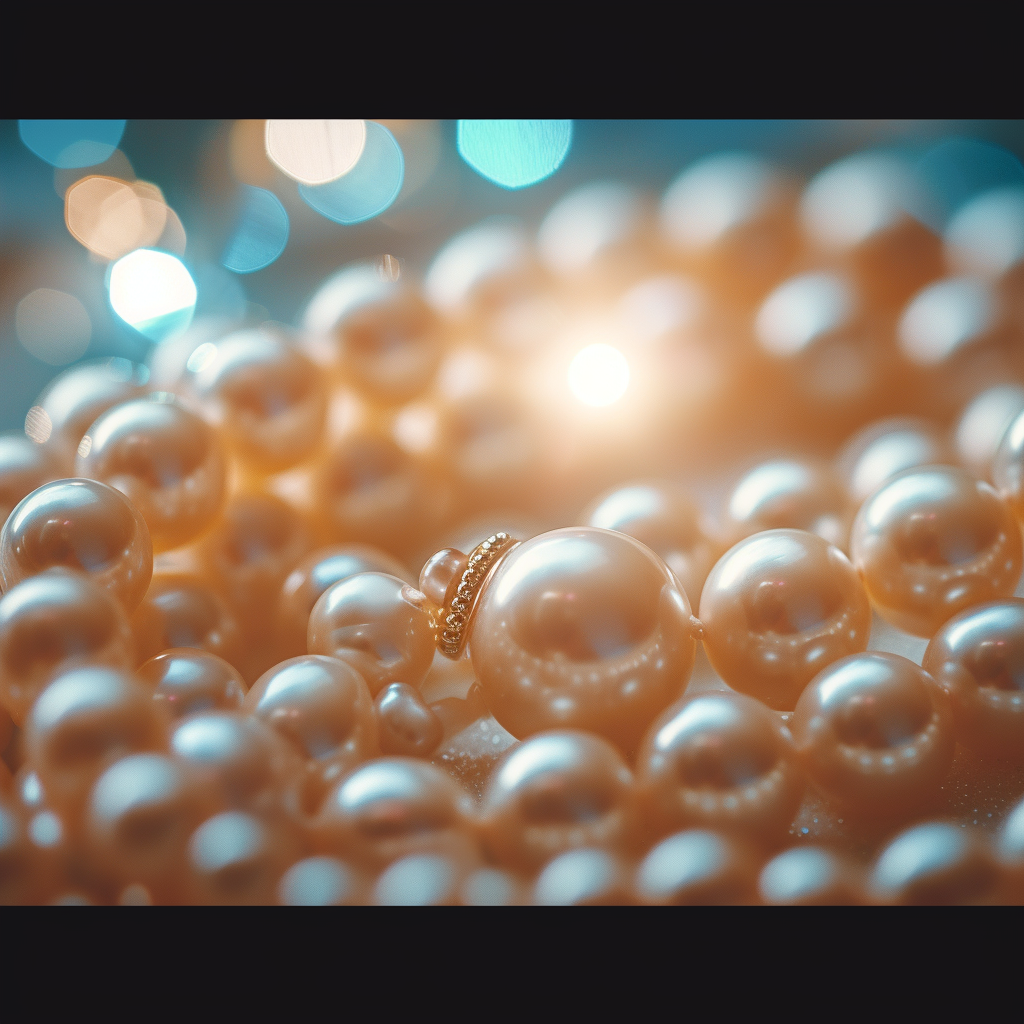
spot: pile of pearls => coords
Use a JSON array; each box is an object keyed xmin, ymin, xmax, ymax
[{"xmin": 4, "ymin": 148, "xmax": 1024, "ymax": 904}]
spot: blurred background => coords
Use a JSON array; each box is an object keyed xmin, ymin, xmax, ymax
[
  {"xmin": 2, "ymin": 119, "xmax": 1023, "ymax": 428},
  {"xmin": 6, "ymin": 117, "xmax": 1024, "ymax": 543}
]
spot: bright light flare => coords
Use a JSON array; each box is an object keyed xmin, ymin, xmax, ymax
[
  {"xmin": 568, "ymin": 343, "xmax": 630, "ymax": 407},
  {"xmin": 109, "ymin": 249, "xmax": 197, "ymax": 343}
]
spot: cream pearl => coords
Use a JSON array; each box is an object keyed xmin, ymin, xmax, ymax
[
  {"xmin": 850, "ymin": 465, "xmax": 1023, "ymax": 637},
  {"xmin": 699, "ymin": 529, "xmax": 871, "ymax": 711},
  {"xmin": 468, "ymin": 527, "xmax": 696, "ymax": 755}
]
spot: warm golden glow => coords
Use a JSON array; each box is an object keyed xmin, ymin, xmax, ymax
[
  {"xmin": 568, "ymin": 343, "xmax": 630, "ymax": 407},
  {"xmin": 64, "ymin": 176, "xmax": 175, "ymax": 260}
]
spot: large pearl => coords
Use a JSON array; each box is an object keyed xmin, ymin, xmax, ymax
[
  {"xmin": 469, "ymin": 527, "xmax": 696, "ymax": 754},
  {"xmin": 699, "ymin": 529, "xmax": 871, "ymax": 711},
  {"xmin": 850, "ymin": 465, "xmax": 1023, "ymax": 637}
]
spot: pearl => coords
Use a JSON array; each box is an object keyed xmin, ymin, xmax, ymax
[
  {"xmin": 308, "ymin": 572, "xmax": 436, "ymax": 696},
  {"xmin": 635, "ymin": 691, "xmax": 805, "ymax": 848},
  {"xmin": 130, "ymin": 570, "xmax": 244, "ymax": 668},
  {"xmin": 28, "ymin": 357, "xmax": 149, "ymax": 469},
  {"xmin": 837, "ymin": 416, "xmax": 952, "ymax": 504},
  {"xmin": 634, "ymin": 828, "xmax": 759, "ymax": 905},
  {"xmin": 418, "ymin": 547, "xmax": 468, "ymax": 610},
  {"xmin": 375, "ymin": 682, "xmax": 443, "ymax": 758},
  {"xmin": 850, "ymin": 465, "xmax": 1023, "ymax": 637},
  {"xmin": 311, "ymin": 757, "xmax": 476, "ymax": 868},
  {"xmin": 26, "ymin": 667, "xmax": 168, "ymax": 817},
  {"xmin": 137, "ymin": 649, "xmax": 247, "ymax": 720},
  {"xmin": 724, "ymin": 459, "xmax": 850, "ymax": 548},
  {"xmin": 0, "ymin": 479, "xmax": 153, "ymax": 614},
  {"xmin": 580, "ymin": 482, "xmax": 717, "ymax": 608},
  {"xmin": 0, "ymin": 570, "xmax": 134, "ymax": 725},
  {"xmin": 85, "ymin": 752, "xmax": 208, "ymax": 901},
  {"xmin": 790, "ymin": 652, "xmax": 955, "ymax": 820},
  {"xmin": 532, "ymin": 847, "xmax": 635, "ymax": 905},
  {"xmin": 922, "ymin": 599, "xmax": 1024, "ymax": 761},
  {"xmin": 758, "ymin": 846, "xmax": 864, "ymax": 905},
  {"xmin": 170, "ymin": 712, "xmax": 301, "ymax": 815},
  {"xmin": 75, "ymin": 397, "xmax": 226, "ymax": 553},
  {"xmin": 277, "ymin": 855, "xmax": 364, "ymax": 905},
  {"xmin": 184, "ymin": 809, "xmax": 300, "ymax": 905},
  {"xmin": 0, "ymin": 434, "xmax": 55, "ymax": 530},
  {"xmin": 477, "ymin": 730, "xmax": 637, "ymax": 872},
  {"xmin": 185, "ymin": 328, "xmax": 327, "ymax": 474},
  {"xmin": 993, "ymin": 407, "xmax": 1024, "ymax": 523},
  {"xmin": 699, "ymin": 529, "xmax": 871, "ymax": 711},
  {"xmin": 244, "ymin": 655, "xmax": 378, "ymax": 796},
  {"xmin": 870, "ymin": 820, "xmax": 999, "ymax": 904},
  {"xmin": 470, "ymin": 527, "xmax": 696, "ymax": 753},
  {"xmin": 277, "ymin": 544, "xmax": 413, "ymax": 661}
]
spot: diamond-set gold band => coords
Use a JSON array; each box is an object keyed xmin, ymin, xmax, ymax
[{"xmin": 436, "ymin": 532, "xmax": 517, "ymax": 659}]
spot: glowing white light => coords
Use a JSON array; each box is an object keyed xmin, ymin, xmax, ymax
[
  {"xmin": 108, "ymin": 249, "xmax": 197, "ymax": 343},
  {"xmin": 568, "ymin": 344, "xmax": 630, "ymax": 407}
]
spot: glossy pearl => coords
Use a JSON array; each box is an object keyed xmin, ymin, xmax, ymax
[
  {"xmin": 993, "ymin": 407, "xmax": 1024, "ymax": 523},
  {"xmin": 758, "ymin": 846, "xmax": 864, "ymax": 905},
  {"xmin": 28, "ymin": 358, "xmax": 149, "ymax": 467},
  {"xmin": 870, "ymin": 821, "xmax": 999, "ymax": 904},
  {"xmin": 837, "ymin": 417, "xmax": 952, "ymax": 505},
  {"xmin": 276, "ymin": 544, "xmax": 412, "ymax": 662},
  {"xmin": 791, "ymin": 652, "xmax": 955, "ymax": 819},
  {"xmin": 0, "ymin": 434, "xmax": 54, "ymax": 529},
  {"xmin": 470, "ymin": 528, "xmax": 696, "ymax": 754},
  {"xmin": 725, "ymin": 459, "xmax": 850, "ymax": 548},
  {"xmin": 130, "ymin": 570, "xmax": 243, "ymax": 668},
  {"xmin": 185, "ymin": 809, "xmax": 300, "ymax": 905},
  {"xmin": 0, "ymin": 479, "xmax": 152, "ymax": 613},
  {"xmin": 0, "ymin": 570, "xmax": 134, "ymax": 724},
  {"xmin": 375, "ymin": 683, "xmax": 443, "ymax": 758},
  {"xmin": 75, "ymin": 397, "xmax": 227, "ymax": 552},
  {"xmin": 312, "ymin": 757, "xmax": 476, "ymax": 868},
  {"xmin": 25, "ymin": 667, "xmax": 168, "ymax": 815},
  {"xmin": 532, "ymin": 847, "xmax": 634, "ymax": 906},
  {"xmin": 699, "ymin": 529, "xmax": 871, "ymax": 711},
  {"xmin": 170, "ymin": 712, "xmax": 301, "ymax": 815},
  {"xmin": 478, "ymin": 731, "xmax": 637, "ymax": 872},
  {"xmin": 850, "ymin": 465, "xmax": 1023, "ymax": 637},
  {"xmin": 418, "ymin": 547, "xmax": 468, "ymax": 609},
  {"xmin": 580, "ymin": 482, "xmax": 718, "ymax": 608},
  {"xmin": 186, "ymin": 329, "xmax": 327, "ymax": 473},
  {"xmin": 922, "ymin": 600, "xmax": 1024, "ymax": 761},
  {"xmin": 85, "ymin": 752, "xmax": 210, "ymax": 898},
  {"xmin": 244, "ymin": 656, "xmax": 378, "ymax": 796},
  {"xmin": 308, "ymin": 572, "xmax": 436, "ymax": 696},
  {"xmin": 635, "ymin": 692, "xmax": 805, "ymax": 848},
  {"xmin": 137, "ymin": 649, "xmax": 247, "ymax": 720},
  {"xmin": 278, "ymin": 855, "xmax": 364, "ymax": 905},
  {"xmin": 634, "ymin": 828, "xmax": 758, "ymax": 905}
]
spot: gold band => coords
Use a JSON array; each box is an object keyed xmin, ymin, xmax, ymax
[{"xmin": 436, "ymin": 532, "xmax": 517, "ymax": 659}]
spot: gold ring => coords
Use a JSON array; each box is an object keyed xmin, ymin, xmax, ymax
[{"xmin": 436, "ymin": 532, "xmax": 518, "ymax": 659}]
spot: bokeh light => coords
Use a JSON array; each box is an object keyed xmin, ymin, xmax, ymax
[
  {"xmin": 15, "ymin": 288, "xmax": 92, "ymax": 365},
  {"xmin": 756, "ymin": 273, "xmax": 854, "ymax": 356},
  {"xmin": 265, "ymin": 120, "xmax": 366, "ymax": 185},
  {"xmin": 108, "ymin": 249, "xmax": 197, "ymax": 342},
  {"xmin": 457, "ymin": 120, "xmax": 572, "ymax": 190},
  {"xmin": 898, "ymin": 276, "xmax": 995, "ymax": 365},
  {"xmin": 19, "ymin": 119, "xmax": 126, "ymax": 168},
  {"xmin": 298, "ymin": 122, "xmax": 404, "ymax": 225},
  {"xmin": 221, "ymin": 185, "xmax": 289, "ymax": 274},
  {"xmin": 568, "ymin": 343, "xmax": 630, "ymax": 407},
  {"xmin": 945, "ymin": 187, "xmax": 1024, "ymax": 278},
  {"xmin": 65, "ymin": 176, "xmax": 171, "ymax": 260}
]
